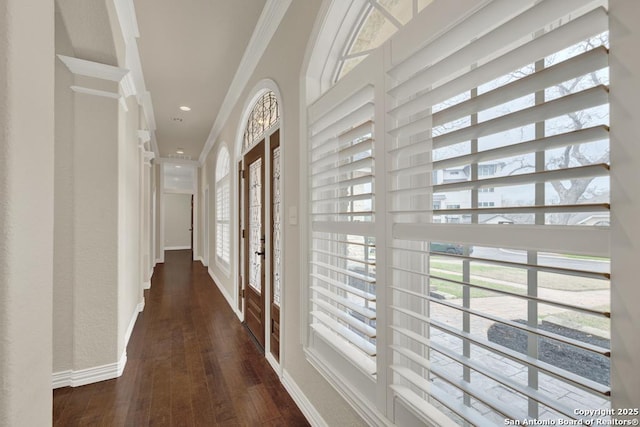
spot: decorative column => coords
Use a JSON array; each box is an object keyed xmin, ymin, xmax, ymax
[{"xmin": 56, "ymin": 55, "xmax": 132, "ymax": 384}]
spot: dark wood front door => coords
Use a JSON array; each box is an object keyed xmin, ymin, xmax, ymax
[{"xmin": 244, "ymin": 140, "xmax": 265, "ymax": 348}]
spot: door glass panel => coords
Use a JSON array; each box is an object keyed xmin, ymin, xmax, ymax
[
  {"xmin": 249, "ymin": 157, "xmax": 263, "ymax": 292},
  {"xmin": 273, "ymin": 146, "xmax": 282, "ymax": 306}
]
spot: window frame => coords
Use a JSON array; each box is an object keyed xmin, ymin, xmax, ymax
[
  {"xmin": 303, "ymin": 1, "xmax": 616, "ymax": 425},
  {"xmin": 215, "ymin": 145, "xmax": 231, "ymax": 271}
]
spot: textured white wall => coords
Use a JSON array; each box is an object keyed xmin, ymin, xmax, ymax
[
  {"xmin": 164, "ymin": 193, "xmax": 193, "ymax": 249},
  {"xmin": 52, "ymin": 1, "xmax": 145, "ymax": 383},
  {"xmin": 201, "ymin": 1, "xmax": 366, "ymax": 425},
  {"xmin": 53, "ymin": 9, "xmax": 76, "ymax": 374},
  {"xmin": 609, "ymin": 0, "xmax": 640, "ymax": 413},
  {"xmin": 72, "ymin": 76, "xmax": 121, "ymax": 370},
  {"xmin": 118, "ymin": 93, "xmax": 143, "ymax": 360},
  {"xmin": 0, "ymin": 0, "xmax": 54, "ymax": 425}
]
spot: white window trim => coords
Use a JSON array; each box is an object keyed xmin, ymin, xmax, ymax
[{"xmin": 215, "ymin": 144, "xmax": 231, "ymax": 274}]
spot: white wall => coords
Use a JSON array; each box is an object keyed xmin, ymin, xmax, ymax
[
  {"xmin": 52, "ymin": 0, "xmax": 147, "ymax": 388},
  {"xmin": 164, "ymin": 193, "xmax": 192, "ymax": 249},
  {"xmin": 198, "ymin": 1, "xmax": 640, "ymax": 425},
  {"xmin": 117, "ymin": 92, "xmax": 143, "ymax": 363},
  {"xmin": 0, "ymin": 0, "xmax": 54, "ymax": 425},
  {"xmin": 201, "ymin": 1, "xmax": 366, "ymax": 425},
  {"xmin": 53, "ymin": 8, "xmax": 76, "ymax": 374}
]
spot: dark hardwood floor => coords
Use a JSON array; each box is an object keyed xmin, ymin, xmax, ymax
[{"xmin": 53, "ymin": 250, "xmax": 309, "ymax": 426}]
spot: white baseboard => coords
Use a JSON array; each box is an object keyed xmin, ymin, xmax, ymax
[
  {"xmin": 52, "ymin": 300, "xmax": 142, "ymax": 389},
  {"xmin": 52, "ymin": 350, "xmax": 127, "ymax": 389},
  {"xmin": 266, "ymin": 352, "xmax": 282, "ymax": 377},
  {"xmin": 164, "ymin": 245, "xmax": 191, "ymax": 250},
  {"xmin": 282, "ymin": 370, "xmax": 328, "ymax": 427},
  {"xmin": 52, "ymin": 302, "xmax": 142, "ymax": 390},
  {"xmin": 208, "ymin": 267, "xmax": 243, "ymax": 321},
  {"xmin": 208, "ymin": 267, "xmax": 235, "ymax": 310}
]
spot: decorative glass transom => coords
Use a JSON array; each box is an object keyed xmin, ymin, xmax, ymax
[
  {"xmin": 243, "ymin": 91, "xmax": 280, "ymax": 152},
  {"xmin": 335, "ymin": 0, "xmax": 433, "ymax": 82}
]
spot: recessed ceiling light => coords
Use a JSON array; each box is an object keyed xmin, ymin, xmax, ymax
[
  {"xmin": 179, "ymin": 106, "xmax": 191, "ymax": 111},
  {"xmin": 176, "ymin": 165, "xmax": 182, "ymax": 168},
  {"xmin": 176, "ymin": 149, "xmax": 184, "ymax": 154}
]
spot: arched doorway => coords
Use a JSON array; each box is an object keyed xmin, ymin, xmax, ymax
[{"xmin": 237, "ymin": 88, "xmax": 282, "ymax": 364}]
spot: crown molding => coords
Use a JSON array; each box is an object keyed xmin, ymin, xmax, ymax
[
  {"xmin": 198, "ymin": 0, "xmax": 293, "ymax": 165},
  {"xmin": 111, "ymin": 0, "xmax": 160, "ymax": 158},
  {"xmin": 113, "ymin": 0, "xmax": 140, "ymax": 41},
  {"xmin": 121, "ymin": 73, "xmax": 136, "ymax": 99},
  {"xmin": 143, "ymin": 151, "xmax": 155, "ymax": 166},
  {"xmin": 157, "ymin": 157, "xmax": 200, "ymax": 167},
  {"xmin": 57, "ymin": 55, "xmax": 129, "ymax": 82},
  {"xmin": 137, "ymin": 129, "xmax": 151, "ymax": 147}
]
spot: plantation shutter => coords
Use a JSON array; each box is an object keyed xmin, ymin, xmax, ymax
[
  {"xmin": 216, "ymin": 147, "xmax": 230, "ymax": 266},
  {"xmin": 386, "ymin": 0, "xmax": 611, "ymax": 425},
  {"xmin": 308, "ymin": 79, "xmax": 378, "ymax": 376}
]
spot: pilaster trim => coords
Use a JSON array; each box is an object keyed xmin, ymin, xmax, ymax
[
  {"xmin": 281, "ymin": 370, "xmax": 329, "ymax": 427},
  {"xmin": 57, "ymin": 54, "xmax": 129, "ymax": 82},
  {"xmin": 198, "ymin": 0, "xmax": 293, "ymax": 165},
  {"xmin": 125, "ymin": 303, "xmax": 142, "ymax": 349},
  {"xmin": 70, "ymin": 85, "xmax": 120, "ymax": 100}
]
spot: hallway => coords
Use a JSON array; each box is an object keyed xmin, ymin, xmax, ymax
[{"xmin": 52, "ymin": 251, "xmax": 309, "ymax": 426}]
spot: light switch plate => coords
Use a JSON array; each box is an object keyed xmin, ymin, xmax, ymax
[{"xmin": 288, "ymin": 206, "xmax": 298, "ymax": 225}]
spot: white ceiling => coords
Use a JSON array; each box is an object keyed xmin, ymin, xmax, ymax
[{"xmin": 134, "ymin": 0, "xmax": 267, "ymax": 161}]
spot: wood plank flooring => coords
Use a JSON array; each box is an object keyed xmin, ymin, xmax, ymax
[{"xmin": 53, "ymin": 250, "xmax": 309, "ymax": 426}]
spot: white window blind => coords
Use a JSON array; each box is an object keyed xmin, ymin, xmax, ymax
[
  {"xmin": 387, "ymin": 0, "xmax": 610, "ymax": 425},
  {"xmin": 215, "ymin": 146, "xmax": 230, "ymax": 266},
  {"xmin": 308, "ymin": 83, "xmax": 377, "ymax": 376}
]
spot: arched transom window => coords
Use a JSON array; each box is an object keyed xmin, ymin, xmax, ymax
[
  {"xmin": 335, "ymin": 0, "xmax": 433, "ymax": 82},
  {"xmin": 243, "ymin": 91, "xmax": 279, "ymax": 152}
]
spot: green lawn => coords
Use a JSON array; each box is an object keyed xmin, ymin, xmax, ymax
[
  {"xmin": 541, "ymin": 305, "xmax": 610, "ymax": 334},
  {"xmin": 430, "ymin": 259, "xmax": 609, "ymax": 291},
  {"xmin": 430, "ymin": 271, "xmax": 526, "ymax": 299}
]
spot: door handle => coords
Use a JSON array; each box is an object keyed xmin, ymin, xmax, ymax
[{"xmin": 255, "ymin": 251, "xmax": 265, "ymax": 257}]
